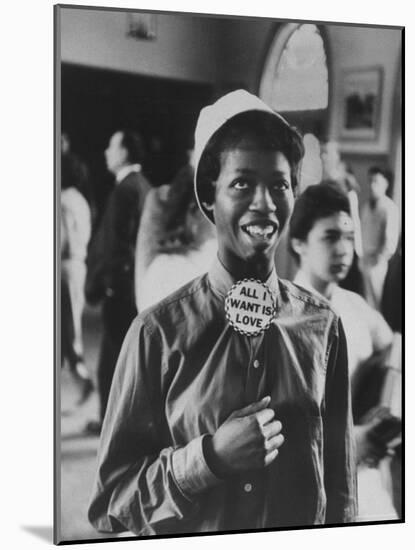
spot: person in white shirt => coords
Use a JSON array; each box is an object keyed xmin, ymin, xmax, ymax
[
  {"xmin": 361, "ymin": 167, "xmax": 399, "ymax": 310},
  {"xmin": 319, "ymin": 142, "xmax": 364, "ymax": 296},
  {"xmin": 134, "ymin": 146, "xmax": 217, "ymax": 311},
  {"xmin": 61, "ymin": 133, "xmax": 93, "ymax": 405},
  {"xmin": 288, "ymin": 182, "xmax": 400, "ymax": 522}
]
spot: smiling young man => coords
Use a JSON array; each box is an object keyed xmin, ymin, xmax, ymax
[{"xmin": 88, "ymin": 91, "xmax": 356, "ymax": 537}]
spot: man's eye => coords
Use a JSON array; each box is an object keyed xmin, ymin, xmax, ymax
[
  {"xmin": 232, "ymin": 180, "xmax": 250, "ymax": 190},
  {"xmin": 271, "ymin": 180, "xmax": 290, "ymax": 191}
]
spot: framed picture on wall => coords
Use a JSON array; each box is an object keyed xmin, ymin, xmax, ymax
[
  {"xmin": 126, "ymin": 11, "xmax": 157, "ymax": 40},
  {"xmin": 340, "ymin": 66, "xmax": 383, "ymax": 141}
]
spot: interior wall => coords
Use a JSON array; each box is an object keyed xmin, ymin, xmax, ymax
[
  {"xmin": 329, "ymin": 26, "xmax": 401, "ymax": 205},
  {"xmin": 217, "ymin": 17, "xmax": 402, "ymax": 278},
  {"xmin": 59, "ymin": 8, "xmax": 402, "ymax": 210},
  {"xmin": 219, "ymin": 20, "xmax": 401, "ymax": 149},
  {"xmin": 220, "ymin": 19, "xmax": 402, "ymax": 206},
  {"xmin": 327, "ymin": 24, "xmax": 402, "ymax": 154},
  {"xmin": 215, "ymin": 18, "xmax": 277, "ymax": 92},
  {"xmin": 59, "ymin": 7, "xmax": 221, "ymax": 84},
  {"xmin": 327, "ymin": 25, "xmax": 402, "ymax": 205},
  {"xmin": 59, "ymin": 8, "xmax": 280, "ymax": 94}
]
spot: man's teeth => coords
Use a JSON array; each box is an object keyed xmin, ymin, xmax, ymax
[{"xmin": 245, "ymin": 225, "xmax": 275, "ymax": 237}]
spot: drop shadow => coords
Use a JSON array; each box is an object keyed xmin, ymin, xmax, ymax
[{"xmin": 21, "ymin": 525, "xmax": 53, "ymax": 543}]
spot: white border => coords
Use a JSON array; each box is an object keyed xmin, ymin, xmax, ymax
[{"xmin": 2, "ymin": 1, "xmax": 411, "ymax": 549}]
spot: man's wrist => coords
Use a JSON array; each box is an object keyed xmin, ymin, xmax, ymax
[
  {"xmin": 202, "ymin": 435, "xmax": 228, "ymax": 479},
  {"xmin": 171, "ymin": 435, "xmax": 222, "ymax": 497}
]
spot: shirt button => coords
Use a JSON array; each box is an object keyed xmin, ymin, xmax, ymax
[
  {"xmin": 244, "ymin": 483, "xmax": 253, "ymax": 493},
  {"xmin": 253, "ymin": 360, "xmax": 260, "ymax": 369}
]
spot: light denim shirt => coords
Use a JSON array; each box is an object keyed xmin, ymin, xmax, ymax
[{"xmin": 88, "ymin": 259, "xmax": 357, "ymax": 536}]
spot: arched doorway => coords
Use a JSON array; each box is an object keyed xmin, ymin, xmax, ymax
[
  {"xmin": 259, "ymin": 22, "xmax": 331, "ymax": 190},
  {"xmin": 259, "ymin": 23, "xmax": 331, "ymax": 277}
]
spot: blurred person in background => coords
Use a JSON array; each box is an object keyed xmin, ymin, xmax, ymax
[
  {"xmin": 61, "ymin": 133, "xmax": 94, "ymax": 405},
  {"xmin": 381, "ymin": 235, "xmax": 402, "ymax": 335},
  {"xmin": 289, "ymin": 182, "xmax": 400, "ymax": 522},
  {"xmin": 361, "ymin": 167, "xmax": 399, "ymax": 310},
  {"xmin": 61, "ymin": 131, "xmax": 93, "ymax": 207},
  {"xmin": 320, "ymin": 141, "xmax": 364, "ymax": 296},
  {"xmin": 135, "ymin": 144, "xmax": 217, "ymax": 310},
  {"xmin": 85, "ymin": 129, "xmax": 150, "ymax": 435}
]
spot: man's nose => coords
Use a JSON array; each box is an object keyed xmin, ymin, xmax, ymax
[
  {"xmin": 335, "ymin": 237, "xmax": 352, "ymax": 256},
  {"xmin": 250, "ymin": 184, "xmax": 276, "ymax": 213}
]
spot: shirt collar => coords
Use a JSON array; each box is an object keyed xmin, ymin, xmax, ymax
[
  {"xmin": 293, "ymin": 270, "xmax": 332, "ymax": 303},
  {"xmin": 115, "ymin": 163, "xmax": 141, "ymax": 183},
  {"xmin": 369, "ymin": 194, "xmax": 388, "ymax": 209},
  {"xmin": 208, "ymin": 256, "xmax": 280, "ymax": 299}
]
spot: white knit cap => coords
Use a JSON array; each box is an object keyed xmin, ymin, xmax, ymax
[{"xmin": 193, "ymin": 89, "xmax": 290, "ymax": 224}]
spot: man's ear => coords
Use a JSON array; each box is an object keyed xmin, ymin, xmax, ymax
[
  {"xmin": 290, "ymin": 238, "xmax": 305, "ymax": 258},
  {"xmin": 201, "ymin": 181, "xmax": 216, "ymax": 212},
  {"xmin": 202, "ymin": 201, "xmax": 214, "ymax": 212}
]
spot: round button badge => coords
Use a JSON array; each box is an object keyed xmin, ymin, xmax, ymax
[{"xmin": 224, "ymin": 279, "xmax": 277, "ymax": 336}]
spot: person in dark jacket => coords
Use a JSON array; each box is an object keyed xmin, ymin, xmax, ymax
[{"xmin": 85, "ymin": 129, "xmax": 150, "ymax": 434}]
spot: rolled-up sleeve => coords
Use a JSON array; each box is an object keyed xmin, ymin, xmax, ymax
[
  {"xmin": 87, "ymin": 317, "xmax": 220, "ymax": 536},
  {"xmin": 172, "ymin": 435, "xmax": 220, "ymax": 496},
  {"xmin": 323, "ymin": 318, "xmax": 357, "ymax": 524}
]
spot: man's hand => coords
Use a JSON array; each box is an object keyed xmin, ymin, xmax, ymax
[
  {"xmin": 207, "ymin": 396, "xmax": 284, "ymax": 477},
  {"xmin": 355, "ymin": 424, "xmax": 388, "ymax": 467}
]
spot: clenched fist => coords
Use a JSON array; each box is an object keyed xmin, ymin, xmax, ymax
[{"xmin": 205, "ymin": 396, "xmax": 284, "ymax": 478}]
